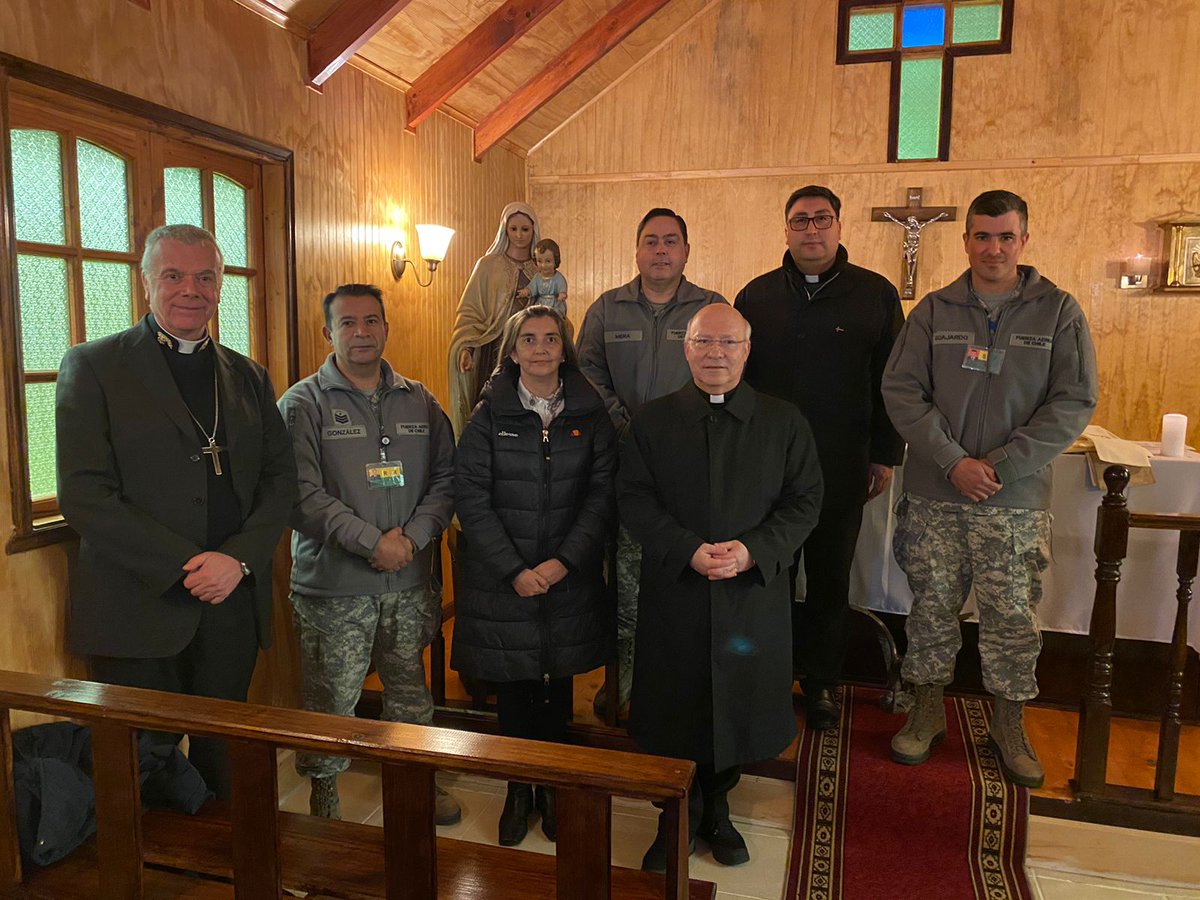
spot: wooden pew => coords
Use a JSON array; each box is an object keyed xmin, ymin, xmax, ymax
[
  {"xmin": 1074, "ymin": 465, "xmax": 1200, "ymax": 836},
  {"xmin": 0, "ymin": 670, "xmax": 715, "ymax": 899}
]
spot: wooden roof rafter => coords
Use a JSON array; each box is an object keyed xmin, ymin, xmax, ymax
[
  {"xmin": 405, "ymin": 0, "xmax": 569, "ymax": 133},
  {"xmin": 472, "ymin": 0, "xmax": 673, "ymax": 160},
  {"xmin": 307, "ymin": 0, "xmax": 415, "ymax": 88}
]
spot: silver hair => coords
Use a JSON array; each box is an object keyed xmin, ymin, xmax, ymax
[{"xmin": 140, "ymin": 224, "xmax": 224, "ymax": 275}]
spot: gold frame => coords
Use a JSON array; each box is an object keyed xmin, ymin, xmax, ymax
[{"xmin": 1162, "ymin": 221, "xmax": 1200, "ymax": 290}]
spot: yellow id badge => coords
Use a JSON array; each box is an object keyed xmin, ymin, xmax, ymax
[{"xmin": 366, "ymin": 460, "xmax": 404, "ymax": 489}]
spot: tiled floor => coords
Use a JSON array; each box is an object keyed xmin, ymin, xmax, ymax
[{"xmin": 277, "ymin": 754, "xmax": 1200, "ymax": 900}]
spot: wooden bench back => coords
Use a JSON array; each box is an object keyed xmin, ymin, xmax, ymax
[{"xmin": 0, "ymin": 670, "xmax": 696, "ymax": 899}]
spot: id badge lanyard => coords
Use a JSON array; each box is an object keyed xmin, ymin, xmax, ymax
[{"xmin": 365, "ymin": 391, "xmax": 404, "ymax": 489}]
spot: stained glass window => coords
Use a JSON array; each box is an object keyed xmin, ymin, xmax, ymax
[
  {"xmin": 11, "ymin": 129, "xmax": 66, "ymax": 245},
  {"xmin": 77, "ymin": 140, "xmax": 130, "ymax": 252},
  {"xmin": 837, "ymin": 0, "xmax": 1012, "ymax": 161},
  {"xmin": 219, "ymin": 274, "xmax": 251, "ymax": 357},
  {"xmin": 901, "ymin": 5, "xmax": 946, "ymax": 48},
  {"xmin": 8, "ymin": 100, "xmax": 267, "ymax": 530},
  {"xmin": 25, "ymin": 383, "xmax": 58, "ymax": 501},
  {"xmin": 213, "ymin": 174, "xmax": 249, "ymax": 268},
  {"xmin": 164, "ymin": 167, "xmax": 204, "ymax": 227},
  {"xmin": 898, "ymin": 57, "xmax": 944, "ymax": 160},
  {"xmin": 17, "ymin": 255, "xmax": 71, "ymax": 372},
  {"xmin": 953, "ymin": 2, "xmax": 1003, "ymax": 43},
  {"xmin": 848, "ymin": 9, "xmax": 895, "ymax": 51},
  {"xmin": 83, "ymin": 261, "xmax": 134, "ymax": 342}
]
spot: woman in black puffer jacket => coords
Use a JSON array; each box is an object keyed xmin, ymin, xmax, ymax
[{"xmin": 452, "ymin": 305, "xmax": 616, "ymax": 848}]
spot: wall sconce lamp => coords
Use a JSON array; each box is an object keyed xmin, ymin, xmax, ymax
[
  {"xmin": 1119, "ymin": 253, "xmax": 1152, "ymax": 289},
  {"xmin": 391, "ymin": 224, "xmax": 455, "ymax": 287}
]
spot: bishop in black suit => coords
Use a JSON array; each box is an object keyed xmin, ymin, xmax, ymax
[{"xmin": 55, "ymin": 224, "xmax": 296, "ymax": 797}]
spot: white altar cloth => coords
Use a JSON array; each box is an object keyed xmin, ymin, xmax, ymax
[{"xmin": 850, "ymin": 449, "xmax": 1200, "ymax": 653}]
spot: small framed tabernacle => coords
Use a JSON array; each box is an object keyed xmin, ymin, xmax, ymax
[{"xmin": 1162, "ymin": 221, "xmax": 1200, "ymax": 290}]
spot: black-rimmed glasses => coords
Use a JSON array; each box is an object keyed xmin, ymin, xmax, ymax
[{"xmin": 787, "ymin": 214, "xmax": 837, "ymax": 231}]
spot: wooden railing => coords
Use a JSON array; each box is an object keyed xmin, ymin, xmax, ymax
[
  {"xmin": 0, "ymin": 670, "xmax": 705, "ymax": 899},
  {"xmin": 1073, "ymin": 464, "xmax": 1200, "ymax": 832}
]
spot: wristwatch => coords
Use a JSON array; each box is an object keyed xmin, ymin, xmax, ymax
[{"xmin": 238, "ymin": 560, "xmax": 252, "ymax": 578}]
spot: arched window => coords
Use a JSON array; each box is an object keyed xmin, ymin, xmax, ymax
[{"xmin": 4, "ymin": 85, "xmax": 277, "ymax": 546}]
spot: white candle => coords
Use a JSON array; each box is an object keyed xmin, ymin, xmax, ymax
[{"xmin": 1161, "ymin": 413, "xmax": 1188, "ymax": 457}]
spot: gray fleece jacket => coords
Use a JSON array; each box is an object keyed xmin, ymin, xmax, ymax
[
  {"xmin": 576, "ymin": 276, "xmax": 727, "ymax": 431},
  {"xmin": 279, "ymin": 355, "xmax": 455, "ymax": 597},
  {"xmin": 882, "ymin": 265, "xmax": 1097, "ymax": 510}
]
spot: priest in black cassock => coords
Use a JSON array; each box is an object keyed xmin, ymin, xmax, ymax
[
  {"xmin": 56, "ymin": 224, "xmax": 295, "ymax": 798},
  {"xmin": 618, "ymin": 303, "xmax": 823, "ymax": 872}
]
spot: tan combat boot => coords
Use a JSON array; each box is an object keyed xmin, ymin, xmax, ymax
[
  {"xmin": 990, "ymin": 697, "xmax": 1044, "ymax": 788},
  {"xmin": 891, "ymin": 683, "xmax": 947, "ymax": 765}
]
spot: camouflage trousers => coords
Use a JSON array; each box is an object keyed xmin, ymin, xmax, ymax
[
  {"xmin": 291, "ymin": 585, "xmax": 439, "ymax": 777},
  {"xmin": 615, "ymin": 525, "xmax": 641, "ymax": 644},
  {"xmin": 893, "ymin": 494, "xmax": 1052, "ymax": 701}
]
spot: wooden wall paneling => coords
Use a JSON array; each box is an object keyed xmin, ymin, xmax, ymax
[
  {"xmin": 948, "ymin": 0, "xmax": 1111, "ymax": 162},
  {"xmin": 1100, "ymin": 0, "xmax": 1200, "ymax": 157},
  {"xmin": 501, "ymin": 0, "xmax": 713, "ymax": 151},
  {"xmin": 533, "ymin": 163, "xmax": 1200, "ymax": 447},
  {"xmin": 0, "ymin": 0, "xmax": 526, "ymax": 704}
]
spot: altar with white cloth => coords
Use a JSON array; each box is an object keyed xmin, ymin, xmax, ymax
[{"xmin": 850, "ymin": 447, "xmax": 1200, "ymax": 653}]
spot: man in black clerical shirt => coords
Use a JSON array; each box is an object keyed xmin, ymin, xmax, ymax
[
  {"xmin": 735, "ymin": 185, "xmax": 904, "ymax": 731},
  {"xmin": 56, "ymin": 224, "xmax": 295, "ymax": 798}
]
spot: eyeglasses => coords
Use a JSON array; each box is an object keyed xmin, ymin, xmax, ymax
[
  {"xmin": 787, "ymin": 214, "xmax": 837, "ymax": 231},
  {"xmin": 687, "ymin": 338, "xmax": 747, "ymax": 350}
]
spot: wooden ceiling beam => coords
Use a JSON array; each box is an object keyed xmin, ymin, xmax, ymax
[
  {"xmin": 472, "ymin": 0, "xmax": 671, "ymax": 159},
  {"xmin": 406, "ymin": 0, "xmax": 568, "ymax": 133},
  {"xmin": 307, "ymin": 0, "xmax": 415, "ymax": 88}
]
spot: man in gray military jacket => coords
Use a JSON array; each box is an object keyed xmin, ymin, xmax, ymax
[
  {"xmin": 279, "ymin": 284, "xmax": 458, "ymax": 822},
  {"xmin": 882, "ymin": 191, "xmax": 1097, "ymax": 788},
  {"xmin": 576, "ymin": 208, "xmax": 727, "ymax": 715}
]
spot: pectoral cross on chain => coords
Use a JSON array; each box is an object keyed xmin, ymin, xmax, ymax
[{"xmin": 201, "ymin": 437, "xmax": 226, "ymax": 475}]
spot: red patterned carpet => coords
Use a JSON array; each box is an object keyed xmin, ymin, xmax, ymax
[{"xmin": 786, "ymin": 686, "xmax": 1033, "ymax": 900}]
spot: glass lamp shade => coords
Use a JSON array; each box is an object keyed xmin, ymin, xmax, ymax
[{"xmin": 415, "ymin": 224, "xmax": 454, "ymax": 263}]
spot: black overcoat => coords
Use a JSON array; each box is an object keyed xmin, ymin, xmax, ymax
[
  {"xmin": 55, "ymin": 316, "xmax": 296, "ymax": 658},
  {"xmin": 735, "ymin": 246, "xmax": 904, "ymax": 509},
  {"xmin": 618, "ymin": 383, "xmax": 823, "ymax": 770},
  {"xmin": 452, "ymin": 364, "xmax": 617, "ymax": 682}
]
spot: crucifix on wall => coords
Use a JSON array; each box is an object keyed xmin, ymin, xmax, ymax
[
  {"xmin": 836, "ymin": 0, "xmax": 1014, "ymax": 161},
  {"xmin": 872, "ymin": 187, "xmax": 956, "ymax": 298}
]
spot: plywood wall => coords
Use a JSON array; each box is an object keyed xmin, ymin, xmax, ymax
[
  {"xmin": 530, "ymin": 0, "xmax": 1200, "ymax": 446},
  {"xmin": 0, "ymin": 0, "xmax": 525, "ymax": 710}
]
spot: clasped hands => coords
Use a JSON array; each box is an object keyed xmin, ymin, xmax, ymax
[
  {"xmin": 949, "ymin": 457, "xmax": 1002, "ymax": 503},
  {"xmin": 182, "ymin": 551, "xmax": 245, "ymax": 605},
  {"xmin": 370, "ymin": 527, "xmax": 417, "ymax": 573},
  {"xmin": 512, "ymin": 559, "xmax": 568, "ymax": 597},
  {"xmin": 690, "ymin": 540, "xmax": 753, "ymax": 581}
]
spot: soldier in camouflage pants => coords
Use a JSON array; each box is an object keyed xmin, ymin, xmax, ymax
[
  {"xmin": 880, "ymin": 192, "xmax": 1098, "ymax": 788},
  {"xmin": 291, "ymin": 585, "xmax": 439, "ymax": 778},
  {"xmin": 893, "ymin": 495, "xmax": 1051, "ymax": 700}
]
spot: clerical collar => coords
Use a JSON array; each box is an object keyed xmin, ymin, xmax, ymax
[
  {"xmin": 150, "ymin": 314, "xmax": 211, "ymax": 353},
  {"xmin": 803, "ymin": 274, "xmax": 819, "ymax": 283},
  {"xmin": 700, "ymin": 383, "xmax": 739, "ymax": 407}
]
